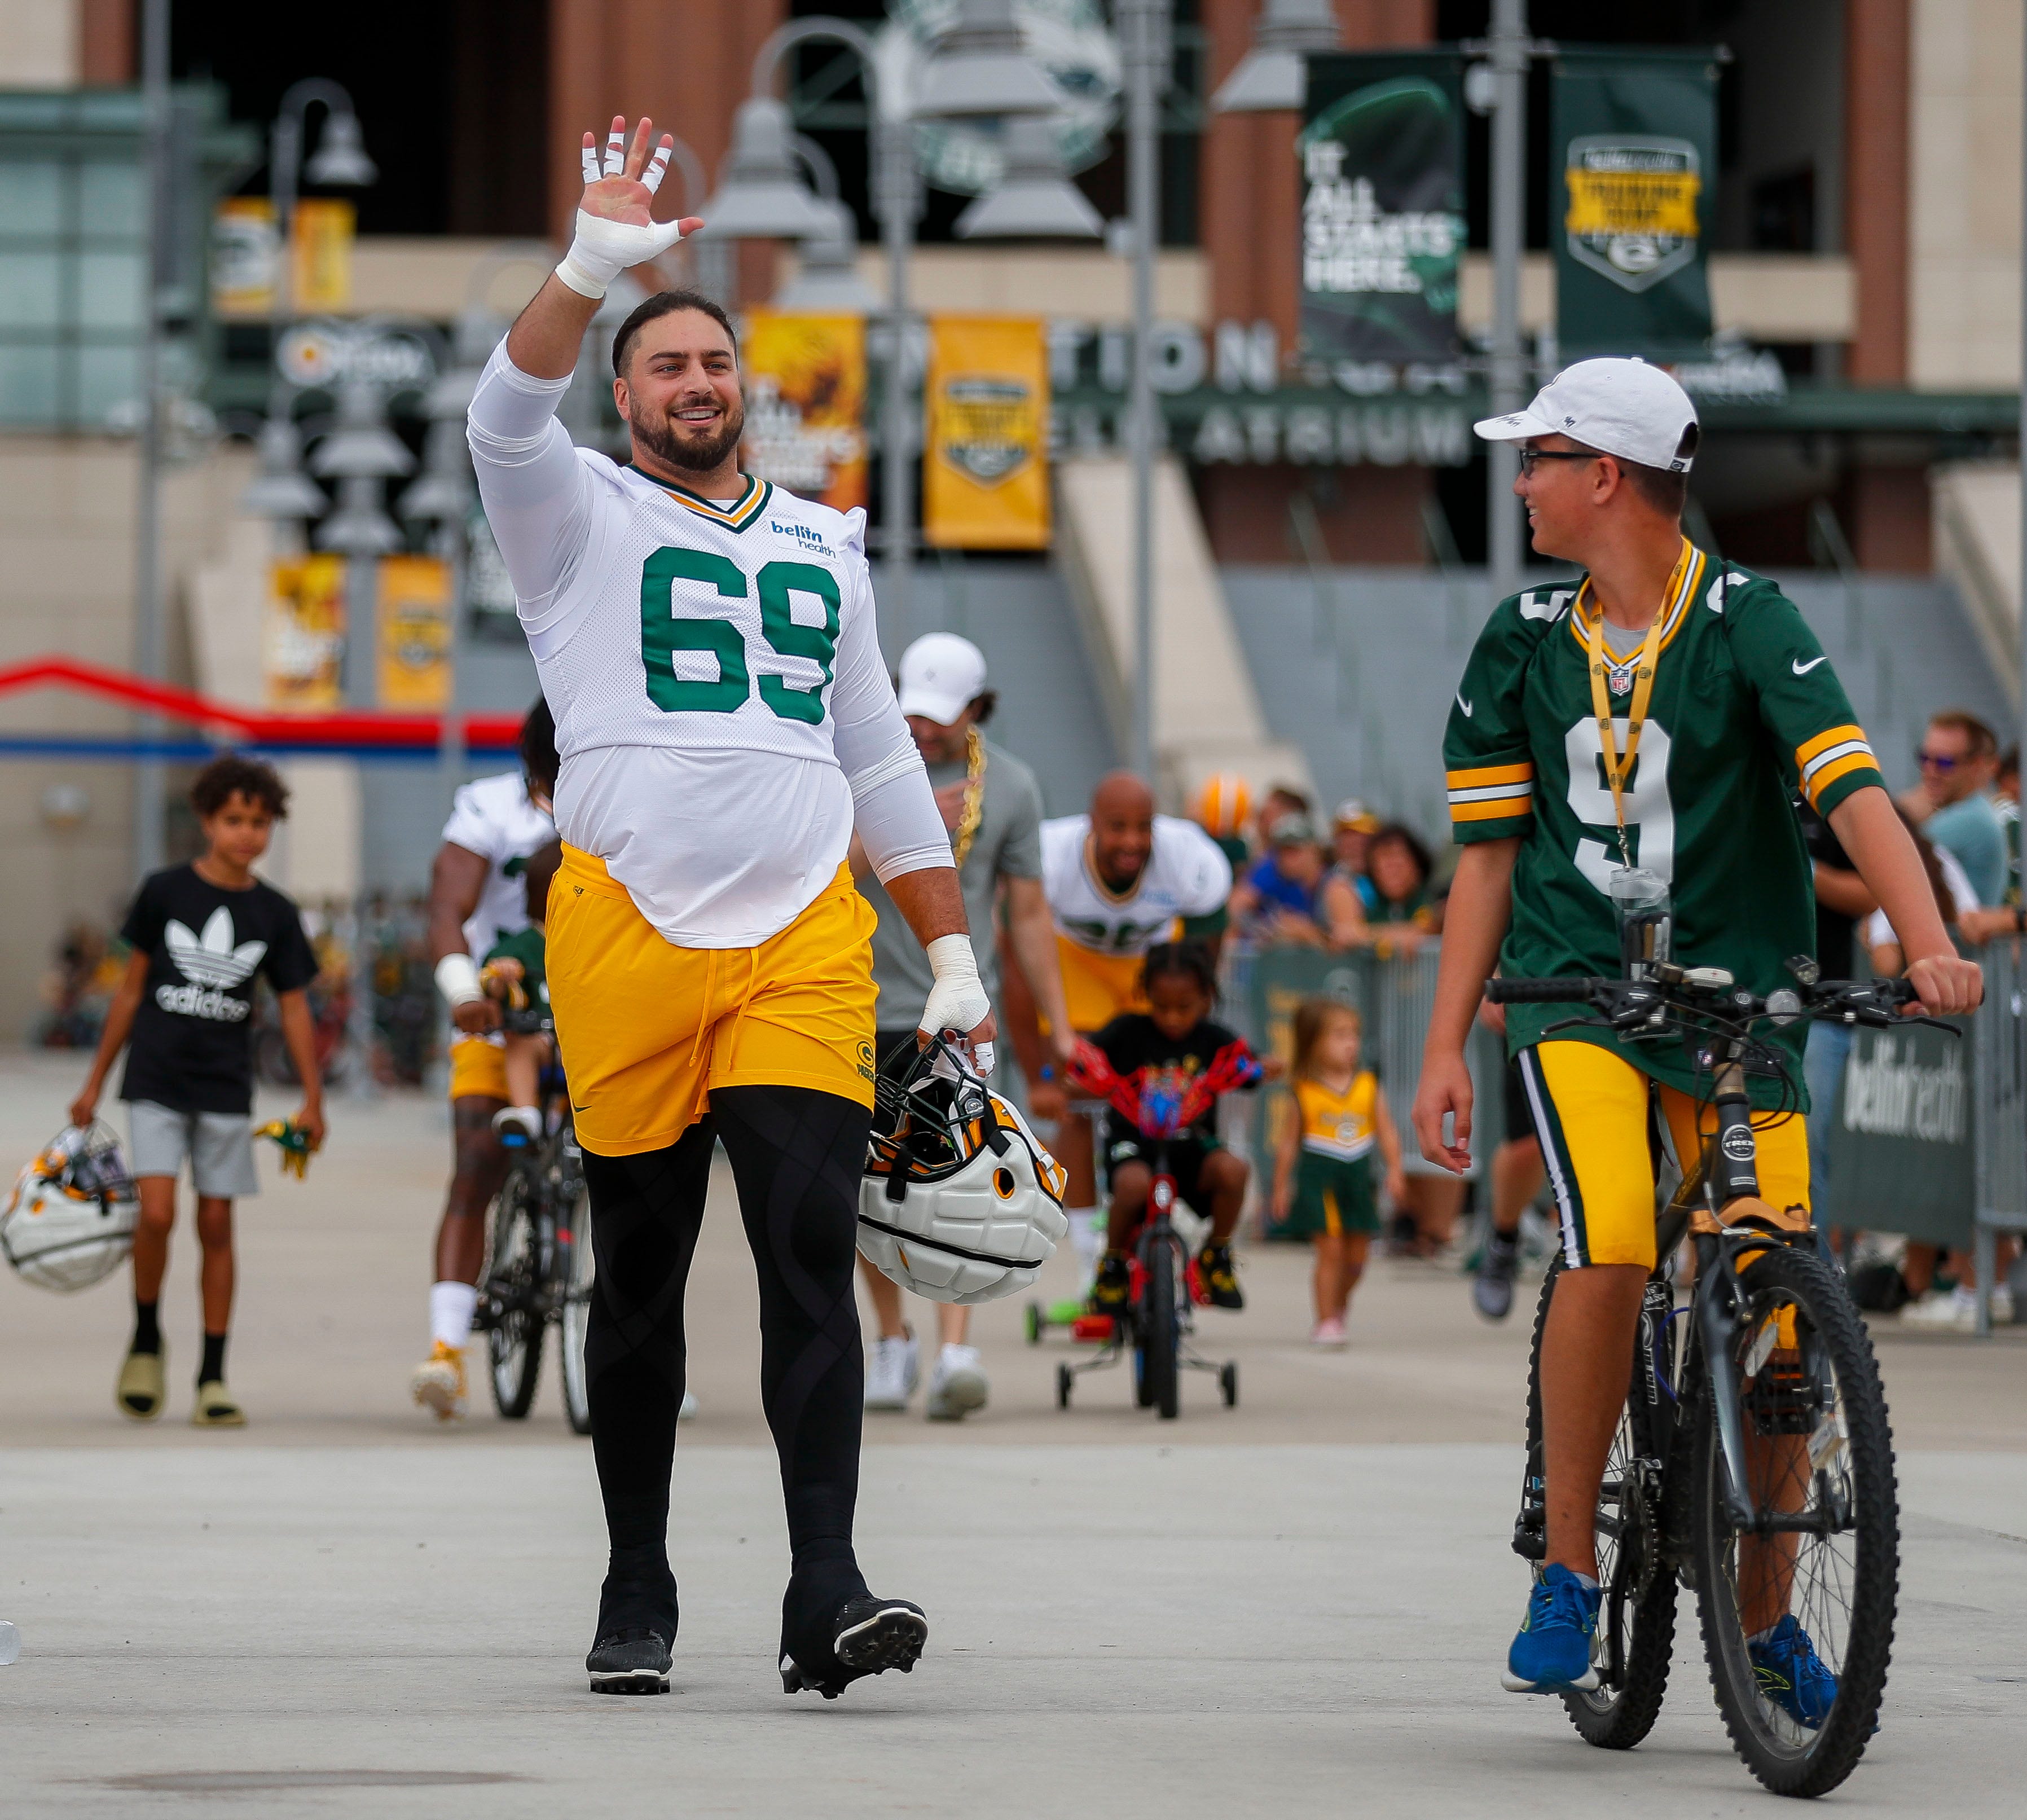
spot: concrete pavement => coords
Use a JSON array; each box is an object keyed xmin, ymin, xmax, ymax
[{"xmin": 1, "ymin": 1053, "xmax": 2024, "ymax": 1814}]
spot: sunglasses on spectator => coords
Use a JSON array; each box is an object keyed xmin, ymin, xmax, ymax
[
  {"xmin": 1517, "ymin": 449, "xmax": 1601, "ymax": 478},
  {"xmin": 1916, "ymin": 749, "xmax": 1963, "ymax": 771}
]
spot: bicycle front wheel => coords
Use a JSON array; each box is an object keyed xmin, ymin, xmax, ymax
[
  {"xmin": 485, "ymin": 1176, "xmax": 542, "ymax": 1420},
  {"xmin": 559, "ymin": 1184, "xmax": 595, "ymax": 1437},
  {"xmin": 1691, "ymin": 1242, "xmax": 1897, "ymax": 1797},
  {"xmin": 1523, "ymin": 1262, "xmax": 1676, "ymax": 1749},
  {"xmin": 1137, "ymin": 1230, "xmax": 1181, "ymax": 1419}
]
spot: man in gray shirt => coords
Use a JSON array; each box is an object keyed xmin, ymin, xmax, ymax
[{"xmin": 851, "ymin": 634, "xmax": 1075, "ymax": 1419}]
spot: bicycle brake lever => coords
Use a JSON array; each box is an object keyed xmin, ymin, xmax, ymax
[{"xmin": 1893, "ymin": 1012, "xmax": 1963, "ymax": 1038}]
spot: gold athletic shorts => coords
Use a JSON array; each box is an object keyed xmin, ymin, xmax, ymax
[
  {"xmin": 1050, "ymin": 934, "xmax": 1159, "ymax": 1035},
  {"xmin": 447, "ymin": 1032, "xmax": 509, "ymax": 1102},
  {"xmin": 546, "ymin": 846, "xmax": 878, "ymax": 1158},
  {"xmin": 1517, "ymin": 1039, "xmax": 1810, "ymax": 1271}
]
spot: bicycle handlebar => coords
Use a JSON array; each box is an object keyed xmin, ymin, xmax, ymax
[
  {"xmin": 1485, "ymin": 968, "xmax": 1932, "ymax": 1032},
  {"xmin": 1485, "ymin": 977, "xmax": 1613, "ymax": 1005}
]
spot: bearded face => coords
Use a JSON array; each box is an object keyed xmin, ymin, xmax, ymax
[{"xmin": 628, "ymin": 387, "xmax": 746, "ymax": 478}]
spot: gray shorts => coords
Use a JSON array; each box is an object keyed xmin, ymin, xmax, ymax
[{"xmin": 127, "ymin": 1101, "xmax": 260, "ymax": 1199}]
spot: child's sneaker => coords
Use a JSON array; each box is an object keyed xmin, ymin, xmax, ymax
[
  {"xmin": 1502, "ymin": 1564, "xmax": 1602, "ymax": 1693},
  {"xmin": 491, "ymin": 1105, "xmax": 542, "ymax": 1144},
  {"xmin": 191, "ymin": 1379, "xmax": 247, "ymax": 1427},
  {"xmin": 1197, "ymin": 1242, "xmax": 1244, "ymax": 1309},
  {"xmin": 1310, "ymin": 1316, "xmax": 1348, "ymax": 1348},
  {"xmin": 411, "ymin": 1340, "xmax": 468, "ymax": 1420},
  {"xmin": 1091, "ymin": 1252, "xmax": 1131, "ymax": 1312}
]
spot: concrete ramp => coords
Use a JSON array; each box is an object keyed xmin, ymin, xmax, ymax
[
  {"xmin": 1934, "ymin": 462, "xmax": 2022, "ymax": 707},
  {"xmin": 1054, "ymin": 454, "xmax": 1314, "ymax": 809}
]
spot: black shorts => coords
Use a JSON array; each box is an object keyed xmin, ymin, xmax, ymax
[
  {"xmin": 1504, "ymin": 1057, "xmax": 1539, "ymax": 1147},
  {"xmin": 1102, "ymin": 1123, "xmax": 1219, "ymax": 1219}
]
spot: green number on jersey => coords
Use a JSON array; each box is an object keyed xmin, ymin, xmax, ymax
[{"xmin": 639, "ymin": 551, "xmax": 839, "ymax": 720}]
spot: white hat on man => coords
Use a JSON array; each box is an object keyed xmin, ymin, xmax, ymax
[
  {"xmin": 1474, "ymin": 356, "xmax": 1700, "ymax": 473},
  {"xmin": 896, "ymin": 633, "xmax": 989, "ymax": 727}
]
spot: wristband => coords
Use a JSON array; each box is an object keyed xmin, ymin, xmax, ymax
[{"xmin": 434, "ymin": 953, "xmax": 483, "ymax": 1009}]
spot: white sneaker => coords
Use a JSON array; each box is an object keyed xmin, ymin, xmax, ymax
[
  {"xmin": 1991, "ymin": 1284, "xmax": 2016, "ymax": 1325},
  {"xmin": 679, "ymin": 1388, "xmax": 700, "ymax": 1422},
  {"xmin": 925, "ymin": 1344, "xmax": 988, "ymax": 1421},
  {"xmin": 491, "ymin": 1105, "xmax": 542, "ymax": 1143},
  {"xmin": 1901, "ymin": 1286, "xmax": 1977, "ymax": 1331},
  {"xmin": 864, "ymin": 1333, "xmax": 918, "ymax": 1410}
]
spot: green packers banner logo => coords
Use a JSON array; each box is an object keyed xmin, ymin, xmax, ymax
[
  {"xmin": 1554, "ymin": 50, "xmax": 1720, "ymax": 361},
  {"xmin": 1298, "ymin": 52, "xmax": 1466, "ymax": 368}
]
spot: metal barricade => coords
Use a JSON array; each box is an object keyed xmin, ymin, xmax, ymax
[{"xmin": 1971, "ymin": 937, "xmax": 2027, "ymax": 1335}]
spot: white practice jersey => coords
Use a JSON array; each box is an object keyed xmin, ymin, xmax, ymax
[
  {"xmin": 441, "ymin": 770, "xmax": 556, "ymax": 957},
  {"xmin": 467, "ymin": 344, "xmax": 947, "ymax": 948},
  {"xmin": 1040, "ymin": 814, "xmax": 1233, "ymax": 956}
]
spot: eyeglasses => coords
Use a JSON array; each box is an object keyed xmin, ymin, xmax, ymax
[
  {"xmin": 1517, "ymin": 449, "xmax": 1601, "ymax": 478},
  {"xmin": 1917, "ymin": 749, "xmax": 1963, "ymax": 772}
]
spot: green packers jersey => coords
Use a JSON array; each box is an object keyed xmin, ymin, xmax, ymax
[{"xmin": 1444, "ymin": 543, "xmax": 1884, "ymax": 1106}]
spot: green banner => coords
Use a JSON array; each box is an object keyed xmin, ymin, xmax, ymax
[
  {"xmin": 1553, "ymin": 47, "xmax": 1720, "ymax": 362},
  {"xmin": 1299, "ymin": 52, "xmax": 1465, "ymax": 368},
  {"xmin": 1825, "ymin": 1020, "xmax": 1976, "ymax": 1248}
]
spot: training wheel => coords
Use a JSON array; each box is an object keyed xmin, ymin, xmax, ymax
[
  {"xmin": 1219, "ymin": 1361, "xmax": 1238, "ymax": 1408},
  {"xmin": 1056, "ymin": 1362, "xmax": 1074, "ymax": 1408},
  {"xmin": 1025, "ymin": 1301, "xmax": 1043, "ymax": 1346}
]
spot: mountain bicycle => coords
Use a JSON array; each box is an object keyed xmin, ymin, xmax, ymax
[
  {"xmin": 472, "ymin": 1008, "xmax": 593, "ymax": 1434},
  {"xmin": 1052, "ymin": 1040, "xmax": 1253, "ymax": 1419},
  {"xmin": 1486, "ymin": 960, "xmax": 1947, "ymax": 1797}
]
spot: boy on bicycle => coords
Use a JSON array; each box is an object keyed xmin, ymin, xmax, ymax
[
  {"xmin": 478, "ymin": 840, "xmax": 564, "ymax": 1144},
  {"xmin": 1411, "ymin": 358, "xmax": 1980, "ymax": 1708},
  {"xmin": 1081, "ymin": 941, "xmax": 1274, "ymax": 1313}
]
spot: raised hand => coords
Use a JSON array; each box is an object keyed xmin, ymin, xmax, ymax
[{"xmin": 555, "ymin": 115, "xmax": 704, "ymax": 300}]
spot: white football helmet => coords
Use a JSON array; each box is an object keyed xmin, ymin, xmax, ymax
[
  {"xmin": 860, "ymin": 1039, "xmax": 1070, "ymax": 1305},
  {"xmin": 1, "ymin": 1123, "xmax": 140, "ymax": 1293}
]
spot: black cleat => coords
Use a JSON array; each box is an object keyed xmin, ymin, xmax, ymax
[
  {"xmin": 780, "ymin": 1595, "xmax": 927, "ymax": 1698},
  {"xmin": 586, "ymin": 1628, "xmax": 672, "ymax": 1695}
]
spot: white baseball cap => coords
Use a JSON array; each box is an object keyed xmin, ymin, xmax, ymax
[
  {"xmin": 896, "ymin": 632, "xmax": 988, "ymax": 726},
  {"xmin": 1474, "ymin": 357, "xmax": 1700, "ymax": 473}
]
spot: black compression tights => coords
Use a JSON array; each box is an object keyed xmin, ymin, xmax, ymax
[{"xmin": 580, "ymin": 1084, "xmax": 870, "ymax": 1647}]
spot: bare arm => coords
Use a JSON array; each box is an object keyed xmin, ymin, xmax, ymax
[
  {"xmin": 1813, "ymin": 861, "xmax": 1877, "ymax": 921},
  {"xmin": 1374, "ymin": 1086, "xmax": 1409, "ymax": 1203},
  {"xmin": 1004, "ymin": 875, "xmax": 1076, "ymax": 1068},
  {"xmin": 69, "ymin": 949, "xmax": 149, "ymax": 1128},
  {"xmin": 1410, "ymin": 838, "xmax": 1518, "ymax": 1171},
  {"xmin": 1321, "ymin": 871, "xmax": 1369, "ymax": 947},
  {"xmin": 1271, "ymin": 1098, "xmax": 1300, "ymax": 1216},
  {"xmin": 275, "ymin": 988, "xmax": 327, "ymax": 1148},
  {"xmin": 1829, "ymin": 785, "xmax": 1984, "ymax": 1014},
  {"xmin": 426, "ymin": 842, "xmax": 500, "ymax": 1035}
]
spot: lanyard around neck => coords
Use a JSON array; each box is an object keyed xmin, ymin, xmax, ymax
[{"xmin": 1582, "ymin": 539, "xmax": 1691, "ymax": 868}]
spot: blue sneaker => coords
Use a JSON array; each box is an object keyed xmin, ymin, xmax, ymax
[
  {"xmin": 1748, "ymin": 1614, "xmax": 1840, "ymax": 1730},
  {"xmin": 1501, "ymin": 1564, "xmax": 1602, "ymax": 1693}
]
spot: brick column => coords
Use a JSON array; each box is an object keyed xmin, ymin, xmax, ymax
[
  {"xmin": 79, "ymin": 0, "xmax": 134, "ymax": 82},
  {"xmin": 1844, "ymin": 0, "xmax": 1911, "ymax": 384}
]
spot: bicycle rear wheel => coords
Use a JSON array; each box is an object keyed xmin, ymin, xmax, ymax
[
  {"xmin": 1691, "ymin": 1242, "xmax": 1897, "ymax": 1797},
  {"xmin": 558, "ymin": 1182, "xmax": 594, "ymax": 1437},
  {"xmin": 485, "ymin": 1176, "xmax": 542, "ymax": 1420},
  {"xmin": 1523, "ymin": 1261, "xmax": 1676, "ymax": 1749}
]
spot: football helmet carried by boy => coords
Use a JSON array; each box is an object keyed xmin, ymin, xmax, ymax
[
  {"xmin": 860, "ymin": 1038, "xmax": 1069, "ymax": 1304},
  {"xmin": 1, "ymin": 1123, "xmax": 140, "ymax": 1292}
]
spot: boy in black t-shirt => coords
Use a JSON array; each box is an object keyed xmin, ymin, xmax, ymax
[{"xmin": 71, "ymin": 754, "xmax": 324, "ymax": 1426}]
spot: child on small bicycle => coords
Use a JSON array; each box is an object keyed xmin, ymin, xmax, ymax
[
  {"xmin": 1272, "ymin": 997, "xmax": 1407, "ymax": 1347},
  {"xmin": 1081, "ymin": 941, "xmax": 1275, "ymax": 1315},
  {"xmin": 478, "ymin": 839, "xmax": 562, "ymax": 1143}
]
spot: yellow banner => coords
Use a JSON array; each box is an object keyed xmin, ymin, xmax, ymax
[
  {"xmin": 924, "ymin": 316, "xmax": 1049, "ymax": 550},
  {"xmin": 264, "ymin": 555, "xmax": 348, "ymax": 711},
  {"xmin": 1564, "ymin": 169, "xmax": 1701, "ymax": 239},
  {"xmin": 210, "ymin": 197, "xmax": 355, "ymax": 318},
  {"xmin": 741, "ymin": 311, "xmax": 868, "ymax": 513},
  {"xmin": 376, "ymin": 556, "xmax": 452, "ymax": 709}
]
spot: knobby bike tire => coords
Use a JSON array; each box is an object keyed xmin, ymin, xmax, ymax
[
  {"xmin": 1142, "ymin": 1229, "xmax": 1181, "ymax": 1420},
  {"xmin": 486, "ymin": 1173, "xmax": 542, "ymax": 1421},
  {"xmin": 559, "ymin": 1182, "xmax": 595, "ymax": 1437},
  {"xmin": 1691, "ymin": 1243, "xmax": 1897, "ymax": 1798},
  {"xmin": 1523, "ymin": 1261, "xmax": 1676, "ymax": 1749}
]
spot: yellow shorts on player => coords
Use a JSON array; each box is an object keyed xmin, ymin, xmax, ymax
[
  {"xmin": 546, "ymin": 846, "xmax": 878, "ymax": 1158},
  {"xmin": 448, "ymin": 1032, "xmax": 509, "ymax": 1102},
  {"xmin": 1516, "ymin": 1039, "xmax": 1810, "ymax": 1271},
  {"xmin": 1050, "ymin": 935, "xmax": 1159, "ymax": 1035}
]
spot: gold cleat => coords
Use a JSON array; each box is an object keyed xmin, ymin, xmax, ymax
[
  {"xmin": 191, "ymin": 1379, "xmax": 247, "ymax": 1427},
  {"xmin": 411, "ymin": 1341, "xmax": 468, "ymax": 1422},
  {"xmin": 116, "ymin": 1348, "xmax": 165, "ymax": 1422}
]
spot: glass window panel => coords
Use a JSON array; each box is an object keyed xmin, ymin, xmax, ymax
[
  {"xmin": 0, "ymin": 253, "xmax": 61, "ymax": 329},
  {"xmin": 80, "ymin": 161, "xmax": 144, "ymax": 241},
  {"xmin": 0, "ymin": 160, "xmax": 61, "ymax": 236},
  {"xmin": 0, "ymin": 345, "xmax": 59, "ymax": 425},
  {"xmin": 78, "ymin": 250, "xmax": 144, "ymax": 331},
  {"xmin": 77, "ymin": 342, "xmax": 141, "ymax": 429}
]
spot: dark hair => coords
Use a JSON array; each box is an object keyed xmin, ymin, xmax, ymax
[
  {"xmin": 1368, "ymin": 821, "xmax": 1432, "ymax": 892},
  {"xmin": 1141, "ymin": 939, "xmax": 1217, "ymax": 1002},
  {"xmin": 1568, "ymin": 436, "xmax": 1692, "ymax": 519},
  {"xmin": 519, "ymin": 697, "xmax": 559, "ymax": 794},
  {"xmin": 612, "ymin": 288, "xmax": 738, "ymax": 379},
  {"xmin": 190, "ymin": 752, "xmax": 288, "ymax": 820},
  {"xmin": 1929, "ymin": 709, "xmax": 1998, "ymax": 760},
  {"xmin": 524, "ymin": 838, "xmax": 563, "ymax": 922},
  {"xmin": 2001, "ymin": 745, "xmax": 2019, "ymax": 780},
  {"xmin": 1291, "ymin": 995, "xmax": 1360, "ymax": 1082}
]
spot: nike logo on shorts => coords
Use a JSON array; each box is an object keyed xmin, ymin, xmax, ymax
[
  {"xmin": 1792, "ymin": 654, "xmax": 1827, "ymax": 675},
  {"xmin": 1456, "ymin": 692, "xmax": 1474, "ymax": 716}
]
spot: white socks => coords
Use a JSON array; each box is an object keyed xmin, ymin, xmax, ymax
[
  {"xmin": 430, "ymin": 1280, "xmax": 478, "ymax": 1351},
  {"xmin": 1066, "ymin": 1208, "xmax": 1102, "ymax": 1293}
]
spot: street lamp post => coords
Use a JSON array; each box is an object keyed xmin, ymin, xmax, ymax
[
  {"xmin": 1485, "ymin": 0, "xmax": 1530, "ymax": 603},
  {"xmin": 133, "ymin": 0, "xmax": 171, "ymax": 878}
]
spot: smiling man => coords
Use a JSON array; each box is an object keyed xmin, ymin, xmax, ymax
[{"xmin": 466, "ymin": 117, "xmax": 993, "ymax": 1703}]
